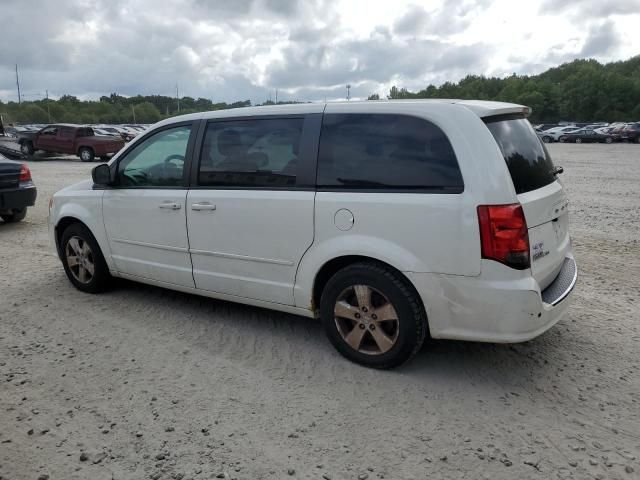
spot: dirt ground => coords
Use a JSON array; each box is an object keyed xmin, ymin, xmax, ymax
[{"xmin": 1, "ymin": 144, "xmax": 639, "ymax": 480}]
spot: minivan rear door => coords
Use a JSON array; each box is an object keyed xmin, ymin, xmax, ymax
[
  {"xmin": 485, "ymin": 115, "xmax": 571, "ymax": 290},
  {"xmin": 186, "ymin": 114, "xmax": 319, "ymax": 306}
]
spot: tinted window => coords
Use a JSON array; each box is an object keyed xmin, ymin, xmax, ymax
[
  {"xmin": 198, "ymin": 118, "xmax": 303, "ymax": 188},
  {"xmin": 41, "ymin": 127, "xmax": 57, "ymax": 136},
  {"xmin": 485, "ymin": 116, "xmax": 557, "ymax": 195},
  {"xmin": 117, "ymin": 125, "xmax": 191, "ymax": 187},
  {"xmin": 317, "ymin": 114, "xmax": 463, "ymax": 191},
  {"xmin": 77, "ymin": 127, "xmax": 94, "ymax": 137},
  {"xmin": 59, "ymin": 127, "xmax": 74, "ymax": 138}
]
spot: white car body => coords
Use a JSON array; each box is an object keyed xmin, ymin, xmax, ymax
[
  {"xmin": 49, "ymin": 100, "xmax": 576, "ymax": 348},
  {"xmin": 539, "ymin": 126, "xmax": 580, "ymax": 142}
]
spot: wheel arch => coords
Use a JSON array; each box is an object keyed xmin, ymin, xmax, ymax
[
  {"xmin": 55, "ymin": 216, "xmax": 92, "ymax": 259},
  {"xmin": 310, "ymin": 255, "xmax": 424, "ymax": 317},
  {"xmin": 77, "ymin": 145, "xmax": 95, "ymax": 155}
]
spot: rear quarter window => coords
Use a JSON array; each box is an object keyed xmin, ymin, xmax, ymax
[
  {"xmin": 317, "ymin": 114, "xmax": 463, "ymax": 192},
  {"xmin": 485, "ymin": 115, "xmax": 557, "ymax": 195}
]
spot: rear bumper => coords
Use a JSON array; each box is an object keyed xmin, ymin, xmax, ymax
[
  {"xmin": 0, "ymin": 184, "xmax": 37, "ymax": 211},
  {"xmin": 406, "ymin": 254, "xmax": 577, "ymax": 343}
]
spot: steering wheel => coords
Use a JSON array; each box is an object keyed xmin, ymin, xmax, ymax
[{"xmin": 164, "ymin": 154, "xmax": 185, "ymax": 165}]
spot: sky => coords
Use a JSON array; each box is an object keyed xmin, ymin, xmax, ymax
[{"xmin": 0, "ymin": 0, "xmax": 639, "ymax": 104}]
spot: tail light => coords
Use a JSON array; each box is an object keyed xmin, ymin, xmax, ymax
[
  {"xmin": 477, "ymin": 204, "xmax": 530, "ymax": 270},
  {"xmin": 19, "ymin": 164, "xmax": 32, "ymax": 182}
]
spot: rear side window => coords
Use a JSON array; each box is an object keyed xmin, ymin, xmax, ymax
[
  {"xmin": 485, "ymin": 116, "xmax": 556, "ymax": 195},
  {"xmin": 198, "ymin": 118, "xmax": 303, "ymax": 188},
  {"xmin": 317, "ymin": 114, "xmax": 463, "ymax": 191}
]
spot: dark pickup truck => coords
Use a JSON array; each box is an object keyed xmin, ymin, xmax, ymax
[
  {"xmin": 18, "ymin": 124, "xmax": 125, "ymax": 162},
  {"xmin": 0, "ymin": 153, "xmax": 36, "ymax": 222}
]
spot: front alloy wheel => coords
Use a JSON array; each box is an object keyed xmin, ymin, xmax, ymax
[
  {"xmin": 60, "ymin": 223, "xmax": 111, "ymax": 293},
  {"xmin": 65, "ymin": 236, "xmax": 95, "ymax": 284}
]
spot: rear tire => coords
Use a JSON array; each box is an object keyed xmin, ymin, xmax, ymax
[
  {"xmin": 542, "ymin": 136, "xmax": 552, "ymax": 143},
  {"xmin": 60, "ymin": 223, "xmax": 111, "ymax": 293},
  {"xmin": 1, "ymin": 208, "xmax": 27, "ymax": 223},
  {"xmin": 79, "ymin": 147, "xmax": 95, "ymax": 162},
  {"xmin": 605, "ymin": 137, "xmax": 613, "ymax": 144},
  {"xmin": 575, "ymin": 138, "xmax": 582, "ymax": 144},
  {"xmin": 320, "ymin": 262, "xmax": 427, "ymax": 369}
]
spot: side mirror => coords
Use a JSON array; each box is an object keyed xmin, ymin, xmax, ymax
[{"xmin": 92, "ymin": 164, "xmax": 112, "ymax": 186}]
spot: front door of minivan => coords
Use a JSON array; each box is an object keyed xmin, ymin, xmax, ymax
[
  {"xmin": 102, "ymin": 123, "xmax": 196, "ymax": 288},
  {"xmin": 186, "ymin": 115, "xmax": 318, "ymax": 305}
]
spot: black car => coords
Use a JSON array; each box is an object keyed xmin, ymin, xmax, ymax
[
  {"xmin": 559, "ymin": 129, "xmax": 616, "ymax": 144},
  {"xmin": 0, "ymin": 153, "xmax": 37, "ymax": 223}
]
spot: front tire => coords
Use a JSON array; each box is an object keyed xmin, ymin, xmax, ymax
[
  {"xmin": 60, "ymin": 223, "xmax": 111, "ymax": 293},
  {"xmin": 79, "ymin": 147, "xmax": 95, "ymax": 162},
  {"xmin": 20, "ymin": 142, "xmax": 34, "ymax": 156},
  {"xmin": 605, "ymin": 137, "xmax": 613, "ymax": 144},
  {"xmin": 575, "ymin": 137, "xmax": 582, "ymax": 144},
  {"xmin": 542, "ymin": 136, "xmax": 552, "ymax": 143},
  {"xmin": 1, "ymin": 208, "xmax": 27, "ymax": 223},
  {"xmin": 320, "ymin": 262, "xmax": 427, "ymax": 369}
]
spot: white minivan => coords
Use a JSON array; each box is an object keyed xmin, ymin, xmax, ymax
[{"xmin": 49, "ymin": 100, "xmax": 577, "ymax": 368}]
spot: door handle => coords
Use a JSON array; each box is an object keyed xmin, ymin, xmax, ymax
[
  {"xmin": 191, "ymin": 203, "xmax": 217, "ymax": 211},
  {"xmin": 158, "ymin": 202, "xmax": 182, "ymax": 210}
]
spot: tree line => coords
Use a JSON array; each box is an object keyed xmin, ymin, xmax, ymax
[
  {"xmin": 2, "ymin": 56, "xmax": 639, "ymax": 125},
  {"xmin": 378, "ymin": 56, "xmax": 640, "ymax": 123}
]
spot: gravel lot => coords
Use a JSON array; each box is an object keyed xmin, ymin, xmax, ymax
[{"xmin": 1, "ymin": 144, "xmax": 639, "ymax": 480}]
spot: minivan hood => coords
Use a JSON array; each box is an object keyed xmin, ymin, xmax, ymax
[{"xmin": 56, "ymin": 179, "xmax": 94, "ymax": 194}]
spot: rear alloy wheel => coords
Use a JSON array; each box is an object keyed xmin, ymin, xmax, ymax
[
  {"xmin": 321, "ymin": 262, "xmax": 427, "ymax": 369},
  {"xmin": 605, "ymin": 137, "xmax": 613, "ymax": 144},
  {"xmin": 1, "ymin": 208, "xmax": 27, "ymax": 223},
  {"xmin": 60, "ymin": 223, "xmax": 111, "ymax": 293},
  {"xmin": 575, "ymin": 137, "xmax": 582, "ymax": 144},
  {"xmin": 79, "ymin": 147, "xmax": 95, "ymax": 162}
]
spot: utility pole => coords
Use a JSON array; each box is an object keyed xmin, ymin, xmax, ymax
[
  {"xmin": 176, "ymin": 84, "xmax": 180, "ymax": 113},
  {"xmin": 15, "ymin": 64, "xmax": 21, "ymax": 105},
  {"xmin": 275, "ymin": 89, "xmax": 278, "ymax": 104},
  {"xmin": 45, "ymin": 89, "xmax": 51, "ymax": 122},
  {"xmin": 346, "ymin": 84, "xmax": 351, "ymax": 101}
]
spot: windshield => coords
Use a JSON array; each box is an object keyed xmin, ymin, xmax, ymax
[{"xmin": 485, "ymin": 115, "xmax": 557, "ymax": 195}]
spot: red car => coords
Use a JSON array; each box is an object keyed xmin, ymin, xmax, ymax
[{"xmin": 18, "ymin": 124, "xmax": 125, "ymax": 162}]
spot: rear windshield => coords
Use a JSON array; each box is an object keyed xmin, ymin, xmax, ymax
[{"xmin": 485, "ymin": 115, "xmax": 556, "ymax": 194}]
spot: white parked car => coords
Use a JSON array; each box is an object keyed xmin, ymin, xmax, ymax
[
  {"xmin": 539, "ymin": 126, "xmax": 580, "ymax": 143},
  {"xmin": 48, "ymin": 100, "xmax": 576, "ymax": 368}
]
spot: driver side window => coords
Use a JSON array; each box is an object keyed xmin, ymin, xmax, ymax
[{"xmin": 117, "ymin": 125, "xmax": 191, "ymax": 187}]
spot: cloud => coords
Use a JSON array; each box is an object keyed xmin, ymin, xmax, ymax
[
  {"xmin": 539, "ymin": 0, "xmax": 640, "ymax": 19},
  {"xmin": 0, "ymin": 0, "xmax": 637, "ymax": 103},
  {"xmin": 393, "ymin": 0, "xmax": 491, "ymax": 37},
  {"xmin": 580, "ymin": 20, "xmax": 620, "ymax": 57}
]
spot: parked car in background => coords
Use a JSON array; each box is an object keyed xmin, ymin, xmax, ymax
[
  {"xmin": 49, "ymin": 100, "xmax": 576, "ymax": 369},
  {"xmin": 0, "ymin": 153, "xmax": 36, "ymax": 222},
  {"xmin": 18, "ymin": 124, "xmax": 125, "ymax": 162},
  {"xmin": 619, "ymin": 123, "xmax": 640, "ymax": 143},
  {"xmin": 535, "ymin": 123, "xmax": 559, "ymax": 132},
  {"xmin": 95, "ymin": 125, "xmax": 136, "ymax": 142},
  {"xmin": 559, "ymin": 129, "xmax": 616, "ymax": 143},
  {"xmin": 539, "ymin": 126, "xmax": 580, "ymax": 143}
]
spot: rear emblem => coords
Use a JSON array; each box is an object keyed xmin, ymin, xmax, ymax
[{"xmin": 532, "ymin": 242, "xmax": 549, "ymax": 262}]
